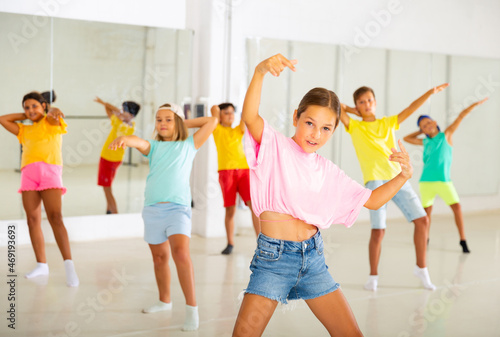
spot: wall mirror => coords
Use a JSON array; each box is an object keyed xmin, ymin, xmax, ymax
[{"xmin": 0, "ymin": 12, "xmax": 193, "ymax": 219}]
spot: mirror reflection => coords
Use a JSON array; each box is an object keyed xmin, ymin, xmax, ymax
[{"xmin": 1, "ymin": 13, "xmax": 193, "ymax": 219}]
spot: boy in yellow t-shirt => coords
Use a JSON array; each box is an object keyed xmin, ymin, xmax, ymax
[
  {"xmin": 211, "ymin": 103, "xmax": 260, "ymax": 254},
  {"xmin": 94, "ymin": 97, "xmax": 140, "ymax": 214},
  {"xmin": 341, "ymin": 84, "xmax": 448, "ymax": 291}
]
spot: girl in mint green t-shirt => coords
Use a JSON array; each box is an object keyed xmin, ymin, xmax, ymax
[
  {"xmin": 109, "ymin": 103, "xmax": 217, "ymax": 331},
  {"xmin": 404, "ymin": 97, "xmax": 488, "ymax": 253}
]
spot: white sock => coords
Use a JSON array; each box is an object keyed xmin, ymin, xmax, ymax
[
  {"xmin": 414, "ymin": 266, "xmax": 436, "ymax": 291},
  {"xmin": 182, "ymin": 305, "xmax": 199, "ymax": 331},
  {"xmin": 25, "ymin": 263, "xmax": 49, "ymax": 278},
  {"xmin": 64, "ymin": 260, "xmax": 79, "ymax": 287},
  {"xmin": 364, "ymin": 275, "xmax": 378, "ymax": 291},
  {"xmin": 142, "ymin": 301, "xmax": 172, "ymax": 313}
]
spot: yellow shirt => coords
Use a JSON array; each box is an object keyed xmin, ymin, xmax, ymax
[
  {"xmin": 212, "ymin": 124, "xmax": 249, "ymax": 171},
  {"xmin": 17, "ymin": 116, "xmax": 67, "ymax": 169},
  {"xmin": 100, "ymin": 115, "xmax": 135, "ymax": 162},
  {"xmin": 346, "ymin": 115, "xmax": 400, "ymax": 184}
]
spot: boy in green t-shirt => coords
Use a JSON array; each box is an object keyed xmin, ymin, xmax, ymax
[
  {"xmin": 403, "ymin": 97, "xmax": 488, "ymax": 254},
  {"xmin": 341, "ymin": 83, "xmax": 448, "ymax": 291}
]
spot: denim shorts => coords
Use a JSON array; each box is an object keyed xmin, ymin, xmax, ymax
[
  {"xmin": 244, "ymin": 231, "xmax": 339, "ymax": 304},
  {"xmin": 366, "ymin": 180, "xmax": 427, "ymax": 229},
  {"xmin": 142, "ymin": 202, "xmax": 192, "ymax": 244}
]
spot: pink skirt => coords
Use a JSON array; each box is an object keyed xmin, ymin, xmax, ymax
[{"xmin": 18, "ymin": 162, "xmax": 67, "ymax": 195}]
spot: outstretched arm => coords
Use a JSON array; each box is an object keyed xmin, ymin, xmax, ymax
[
  {"xmin": 242, "ymin": 54, "xmax": 297, "ymax": 143},
  {"xmin": 109, "ymin": 135, "xmax": 151, "ymax": 156},
  {"xmin": 46, "ymin": 107, "xmax": 65, "ymax": 126},
  {"xmin": 403, "ymin": 130, "xmax": 424, "ymax": 146},
  {"xmin": 364, "ymin": 140, "xmax": 413, "ymax": 210},
  {"xmin": 398, "ymin": 83, "xmax": 449, "ymax": 124},
  {"xmin": 185, "ymin": 116, "xmax": 218, "ymax": 149},
  {"xmin": 94, "ymin": 97, "xmax": 120, "ymax": 119},
  {"xmin": 445, "ymin": 97, "xmax": 488, "ymax": 145},
  {"xmin": 0, "ymin": 113, "xmax": 26, "ymax": 135}
]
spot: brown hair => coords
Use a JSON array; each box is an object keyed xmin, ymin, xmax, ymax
[
  {"xmin": 218, "ymin": 103, "xmax": 235, "ymax": 111},
  {"xmin": 155, "ymin": 103, "xmax": 188, "ymax": 141},
  {"xmin": 296, "ymin": 87, "xmax": 340, "ymax": 128},
  {"xmin": 22, "ymin": 91, "xmax": 48, "ymax": 113},
  {"xmin": 353, "ymin": 86, "xmax": 375, "ymax": 104}
]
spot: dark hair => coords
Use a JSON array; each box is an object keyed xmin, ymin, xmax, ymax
[
  {"xmin": 41, "ymin": 90, "xmax": 56, "ymax": 104},
  {"xmin": 218, "ymin": 103, "xmax": 235, "ymax": 111},
  {"xmin": 122, "ymin": 101, "xmax": 141, "ymax": 116},
  {"xmin": 296, "ymin": 87, "xmax": 340, "ymax": 128},
  {"xmin": 22, "ymin": 91, "xmax": 48, "ymax": 113},
  {"xmin": 154, "ymin": 103, "xmax": 188, "ymax": 142},
  {"xmin": 417, "ymin": 115, "xmax": 440, "ymax": 136},
  {"xmin": 353, "ymin": 86, "xmax": 376, "ymax": 104}
]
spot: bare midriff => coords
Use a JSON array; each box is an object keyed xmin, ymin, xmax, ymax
[{"xmin": 259, "ymin": 211, "xmax": 318, "ymax": 242}]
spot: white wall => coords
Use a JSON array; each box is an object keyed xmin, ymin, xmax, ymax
[{"xmin": 0, "ymin": 0, "xmax": 186, "ymax": 29}]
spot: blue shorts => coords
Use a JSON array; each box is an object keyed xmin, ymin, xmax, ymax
[
  {"xmin": 142, "ymin": 202, "xmax": 192, "ymax": 244},
  {"xmin": 365, "ymin": 180, "xmax": 427, "ymax": 229},
  {"xmin": 244, "ymin": 231, "xmax": 339, "ymax": 304}
]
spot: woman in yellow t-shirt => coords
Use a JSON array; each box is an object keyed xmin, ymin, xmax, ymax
[{"xmin": 0, "ymin": 91, "xmax": 79, "ymax": 287}]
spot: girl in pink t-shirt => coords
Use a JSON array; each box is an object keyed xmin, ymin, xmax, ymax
[{"xmin": 232, "ymin": 54, "xmax": 416, "ymax": 337}]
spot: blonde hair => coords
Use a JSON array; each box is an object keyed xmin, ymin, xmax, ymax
[{"xmin": 154, "ymin": 103, "xmax": 188, "ymax": 141}]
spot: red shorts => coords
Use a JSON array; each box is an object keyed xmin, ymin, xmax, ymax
[
  {"xmin": 218, "ymin": 169, "xmax": 251, "ymax": 207},
  {"xmin": 98, "ymin": 157, "xmax": 122, "ymax": 187}
]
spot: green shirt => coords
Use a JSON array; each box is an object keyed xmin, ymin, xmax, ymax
[
  {"xmin": 144, "ymin": 136, "xmax": 197, "ymax": 206},
  {"xmin": 420, "ymin": 132, "xmax": 452, "ymax": 182}
]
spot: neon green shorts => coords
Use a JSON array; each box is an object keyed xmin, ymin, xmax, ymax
[{"xmin": 419, "ymin": 182, "xmax": 460, "ymax": 208}]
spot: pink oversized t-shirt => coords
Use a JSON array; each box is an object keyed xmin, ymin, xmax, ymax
[{"xmin": 244, "ymin": 119, "xmax": 372, "ymax": 229}]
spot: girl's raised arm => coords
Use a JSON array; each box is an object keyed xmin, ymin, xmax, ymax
[
  {"xmin": 109, "ymin": 135, "xmax": 151, "ymax": 156},
  {"xmin": 185, "ymin": 116, "xmax": 218, "ymax": 149},
  {"xmin": 0, "ymin": 113, "xmax": 27, "ymax": 135},
  {"xmin": 242, "ymin": 54, "xmax": 297, "ymax": 144},
  {"xmin": 445, "ymin": 97, "xmax": 488, "ymax": 145}
]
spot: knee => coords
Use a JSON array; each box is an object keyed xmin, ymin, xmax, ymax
[
  {"xmin": 26, "ymin": 213, "xmax": 41, "ymax": 226},
  {"xmin": 415, "ymin": 216, "xmax": 430, "ymax": 228},
  {"xmin": 172, "ymin": 247, "xmax": 191, "ymax": 265},
  {"xmin": 371, "ymin": 229, "xmax": 385, "ymax": 242},
  {"xmin": 225, "ymin": 206, "xmax": 236, "ymax": 218},
  {"xmin": 46, "ymin": 211, "xmax": 64, "ymax": 226},
  {"xmin": 152, "ymin": 253, "xmax": 169, "ymax": 266}
]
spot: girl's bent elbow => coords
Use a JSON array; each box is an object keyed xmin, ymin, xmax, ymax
[{"xmin": 364, "ymin": 200, "xmax": 382, "ymax": 210}]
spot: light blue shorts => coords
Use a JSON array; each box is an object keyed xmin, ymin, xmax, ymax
[
  {"xmin": 365, "ymin": 180, "xmax": 427, "ymax": 229},
  {"xmin": 244, "ymin": 231, "xmax": 339, "ymax": 304},
  {"xmin": 142, "ymin": 202, "xmax": 192, "ymax": 244}
]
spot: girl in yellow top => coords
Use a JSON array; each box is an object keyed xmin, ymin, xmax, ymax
[{"xmin": 0, "ymin": 92, "xmax": 79, "ymax": 287}]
